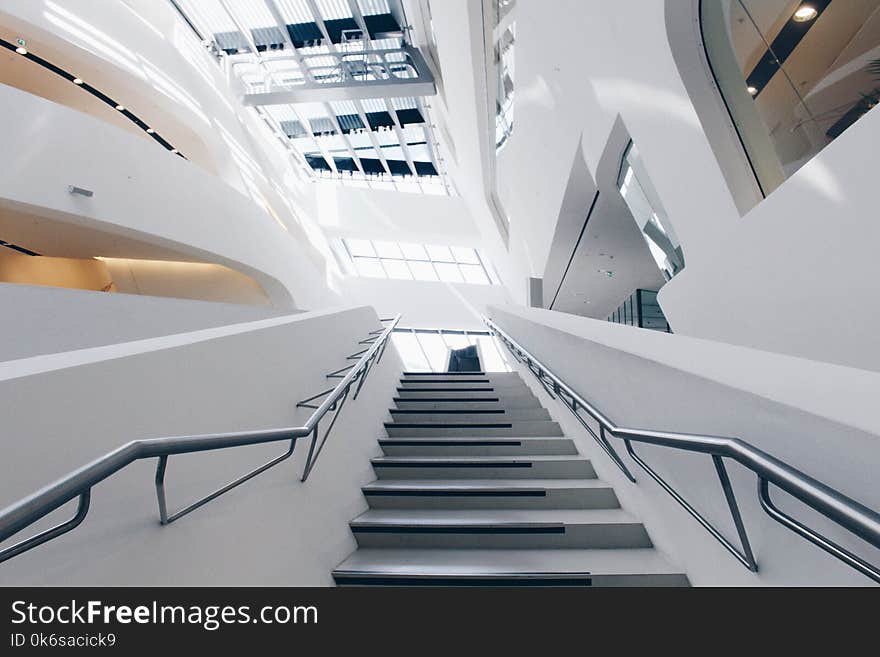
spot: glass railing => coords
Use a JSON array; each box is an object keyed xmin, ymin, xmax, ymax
[
  {"xmin": 607, "ymin": 289, "xmax": 671, "ymax": 333},
  {"xmin": 701, "ymin": 0, "xmax": 880, "ymax": 195}
]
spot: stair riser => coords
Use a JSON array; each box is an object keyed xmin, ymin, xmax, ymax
[
  {"xmin": 392, "ymin": 400, "xmax": 541, "ymax": 411},
  {"xmin": 363, "ymin": 488, "xmax": 619, "ymax": 510},
  {"xmin": 372, "ymin": 462, "xmax": 597, "ymax": 480},
  {"xmin": 398, "ymin": 382, "xmax": 530, "ymax": 391},
  {"xmin": 396, "ymin": 390, "xmax": 538, "ymax": 400},
  {"xmin": 333, "ymin": 573, "xmax": 689, "ymax": 587},
  {"xmin": 389, "ymin": 410, "xmax": 551, "ymax": 423},
  {"xmin": 384, "ymin": 423, "xmax": 563, "ymax": 438},
  {"xmin": 400, "ymin": 377, "xmax": 524, "ymax": 385},
  {"xmin": 379, "ymin": 439, "xmax": 577, "ymax": 456},
  {"xmin": 351, "ymin": 523, "xmax": 652, "ymax": 549}
]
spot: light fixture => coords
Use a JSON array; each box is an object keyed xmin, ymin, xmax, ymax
[
  {"xmin": 115, "ymin": 104, "xmax": 125, "ymax": 111},
  {"xmin": 170, "ymin": 148, "xmax": 179, "ymax": 154},
  {"xmin": 15, "ymin": 46, "xmax": 27, "ymax": 55},
  {"xmin": 793, "ymin": 5, "xmax": 818, "ymax": 22},
  {"xmin": 747, "ymin": 85, "xmax": 758, "ymax": 96},
  {"xmin": 146, "ymin": 127, "xmax": 155, "ymax": 134},
  {"xmin": 72, "ymin": 77, "xmax": 83, "ymax": 85}
]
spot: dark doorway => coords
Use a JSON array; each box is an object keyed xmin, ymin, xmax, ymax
[{"xmin": 447, "ymin": 345, "xmax": 481, "ymax": 372}]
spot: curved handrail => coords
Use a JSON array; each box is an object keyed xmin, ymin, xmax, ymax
[
  {"xmin": 0, "ymin": 314, "xmax": 400, "ymax": 564},
  {"xmin": 485, "ymin": 316, "xmax": 880, "ymax": 583}
]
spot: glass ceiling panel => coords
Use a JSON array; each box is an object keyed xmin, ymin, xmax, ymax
[
  {"xmin": 359, "ymin": 0, "xmax": 391, "ymax": 15},
  {"xmin": 315, "ymin": 0, "xmax": 354, "ymax": 20},
  {"xmin": 173, "ymin": 0, "xmax": 447, "ymax": 194},
  {"xmin": 230, "ymin": 0, "xmax": 276, "ymax": 29},
  {"xmin": 177, "ymin": 0, "xmax": 239, "ymax": 36},
  {"xmin": 274, "ymin": 0, "xmax": 314, "ymax": 24},
  {"xmin": 342, "ymin": 240, "xmax": 496, "ymax": 285}
]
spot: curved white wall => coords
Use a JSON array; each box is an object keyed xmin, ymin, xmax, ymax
[
  {"xmin": 0, "ymin": 83, "xmax": 337, "ymax": 308},
  {"xmin": 424, "ymin": 0, "xmax": 880, "ymax": 371}
]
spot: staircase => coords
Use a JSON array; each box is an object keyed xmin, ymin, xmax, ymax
[{"xmin": 333, "ymin": 371, "xmax": 689, "ymax": 586}]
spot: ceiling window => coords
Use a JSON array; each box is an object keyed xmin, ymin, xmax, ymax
[
  {"xmin": 492, "ymin": 0, "xmax": 515, "ymax": 150},
  {"xmin": 341, "ymin": 239, "xmax": 496, "ymax": 285},
  {"xmin": 618, "ymin": 141, "xmax": 685, "ymax": 281},
  {"xmin": 172, "ymin": 0, "xmax": 449, "ymax": 194},
  {"xmin": 701, "ymin": 0, "xmax": 880, "ymax": 196}
]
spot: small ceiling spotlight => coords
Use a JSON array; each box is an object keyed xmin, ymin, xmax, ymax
[
  {"xmin": 793, "ymin": 5, "xmax": 818, "ymax": 22},
  {"xmin": 146, "ymin": 127, "xmax": 155, "ymax": 134},
  {"xmin": 15, "ymin": 45, "xmax": 27, "ymax": 55},
  {"xmin": 115, "ymin": 104, "xmax": 125, "ymax": 111},
  {"xmin": 747, "ymin": 85, "xmax": 758, "ymax": 96},
  {"xmin": 72, "ymin": 77, "xmax": 83, "ymax": 85},
  {"xmin": 170, "ymin": 148, "xmax": 179, "ymax": 154}
]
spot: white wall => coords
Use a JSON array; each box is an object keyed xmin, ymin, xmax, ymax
[
  {"xmin": 341, "ymin": 277, "xmax": 512, "ymax": 329},
  {"xmin": 0, "ymin": 305, "xmax": 403, "ymax": 585},
  {"xmin": 0, "ymin": 83, "xmax": 336, "ymax": 309},
  {"xmin": 489, "ymin": 305, "xmax": 880, "ymax": 585},
  {"xmin": 0, "ymin": 283, "xmax": 282, "ymax": 361},
  {"xmin": 103, "ymin": 258, "xmax": 271, "ymax": 306},
  {"xmin": 424, "ymin": 0, "xmax": 880, "ymax": 371},
  {"xmin": 314, "ymin": 183, "xmax": 481, "ymax": 247},
  {"xmin": 0, "ymin": 0, "xmax": 345, "ymax": 310}
]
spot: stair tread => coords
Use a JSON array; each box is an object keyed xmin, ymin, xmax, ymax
[
  {"xmin": 351, "ymin": 508, "xmax": 639, "ymax": 525},
  {"xmin": 363, "ymin": 478, "xmax": 610, "ymax": 490},
  {"xmin": 373, "ymin": 455, "xmax": 587, "ymax": 463},
  {"xmin": 334, "ymin": 548, "xmax": 683, "ymax": 577},
  {"xmin": 378, "ymin": 436, "xmax": 569, "ymax": 442}
]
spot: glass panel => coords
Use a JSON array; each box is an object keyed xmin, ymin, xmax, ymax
[
  {"xmin": 451, "ymin": 246, "xmax": 480, "ymax": 264},
  {"xmin": 343, "ymin": 240, "xmax": 497, "ymax": 285},
  {"xmin": 353, "ymin": 257, "xmax": 385, "ymax": 277},
  {"xmin": 459, "ymin": 264, "xmax": 490, "ymax": 285},
  {"xmin": 373, "ymin": 241, "xmax": 403, "ymax": 258},
  {"xmin": 619, "ymin": 142, "xmax": 685, "ymax": 280},
  {"xmin": 407, "ymin": 261, "xmax": 439, "ymax": 281},
  {"xmin": 476, "ymin": 335, "xmax": 512, "ymax": 372},
  {"xmin": 399, "ymin": 242, "xmax": 429, "ymax": 259},
  {"xmin": 417, "ymin": 334, "xmax": 450, "ymax": 372},
  {"xmin": 426, "ymin": 244, "xmax": 454, "ymax": 262},
  {"xmin": 381, "ymin": 259, "xmax": 413, "ymax": 279},
  {"xmin": 492, "ymin": 0, "xmax": 516, "ymax": 150},
  {"xmin": 702, "ymin": 0, "xmax": 880, "ymax": 193},
  {"xmin": 390, "ymin": 332, "xmax": 431, "ymax": 371},
  {"xmin": 442, "ymin": 333, "xmax": 470, "ymax": 350},
  {"xmin": 434, "ymin": 262, "xmax": 464, "ymax": 283},
  {"xmin": 346, "ymin": 238, "xmax": 375, "ymax": 257}
]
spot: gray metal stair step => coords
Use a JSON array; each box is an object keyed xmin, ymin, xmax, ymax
[
  {"xmin": 403, "ymin": 371, "xmax": 487, "ymax": 376},
  {"xmin": 393, "ymin": 398, "xmax": 542, "ymax": 411},
  {"xmin": 389, "ymin": 408, "xmax": 551, "ymax": 422},
  {"xmin": 371, "ymin": 455, "xmax": 597, "ymax": 479},
  {"xmin": 384, "ymin": 420, "xmax": 563, "ymax": 437},
  {"xmin": 362, "ymin": 479, "xmax": 618, "ymax": 509},
  {"xmin": 396, "ymin": 389, "xmax": 538, "ymax": 400},
  {"xmin": 349, "ymin": 509, "xmax": 652, "ymax": 549},
  {"xmin": 333, "ymin": 548, "xmax": 689, "ymax": 587},
  {"xmin": 398, "ymin": 381, "xmax": 529, "ymax": 391},
  {"xmin": 378, "ymin": 436, "xmax": 577, "ymax": 456}
]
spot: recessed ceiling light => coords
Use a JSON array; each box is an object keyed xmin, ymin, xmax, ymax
[
  {"xmin": 146, "ymin": 127, "xmax": 155, "ymax": 134},
  {"xmin": 793, "ymin": 5, "xmax": 817, "ymax": 22},
  {"xmin": 170, "ymin": 148, "xmax": 179, "ymax": 154},
  {"xmin": 72, "ymin": 77, "xmax": 83, "ymax": 85},
  {"xmin": 15, "ymin": 46, "xmax": 27, "ymax": 55},
  {"xmin": 747, "ymin": 85, "xmax": 758, "ymax": 96},
  {"xmin": 115, "ymin": 104, "xmax": 125, "ymax": 111}
]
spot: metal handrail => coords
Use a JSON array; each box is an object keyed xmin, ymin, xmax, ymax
[
  {"xmin": 485, "ymin": 316, "xmax": 880, "ymax": 583},
  {"xmin": 0, "ymin": 314, "xmax": 401, "ymax": 564}
]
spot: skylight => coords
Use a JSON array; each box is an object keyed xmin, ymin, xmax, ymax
[
  {"xmin": 172, "ymin": 0, "xmax": 449, "ymax": 194},
  {"xmin": 341, "ymin": 239, "xmax": 496, "ymax": 285}
]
